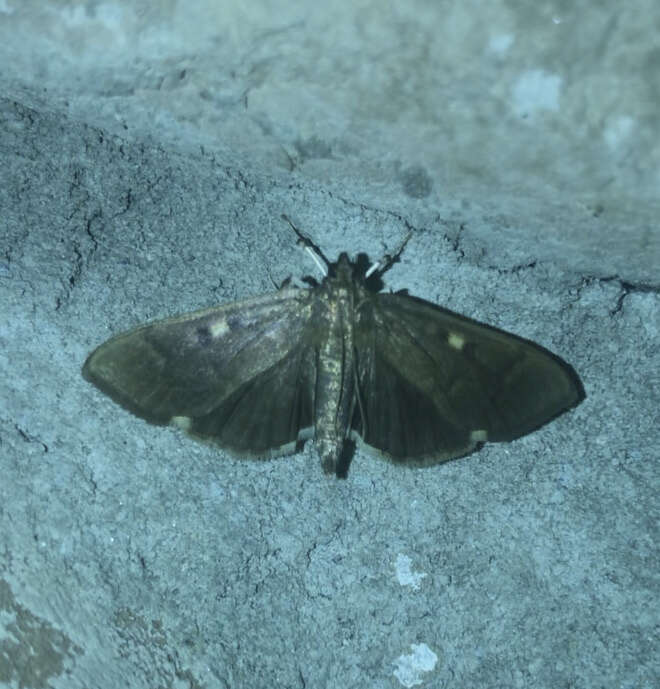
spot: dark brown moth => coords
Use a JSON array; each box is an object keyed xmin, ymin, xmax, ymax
[{"xmin": 82, "ymin": 218, "xmax": 584, "ymax": 477}]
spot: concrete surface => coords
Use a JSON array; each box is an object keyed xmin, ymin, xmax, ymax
[{"xmin": 0, "ymin": 2, "xmax": 658, "ymax": 688}]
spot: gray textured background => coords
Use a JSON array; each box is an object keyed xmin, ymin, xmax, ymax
[{"xmin": 1, "ymin": 2, "xmax": 658, "ymax": 688}]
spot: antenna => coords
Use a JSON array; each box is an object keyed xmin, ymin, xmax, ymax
[{"xmin": 282, "ymin": 214, "xmax": 329, "ymax": 277}]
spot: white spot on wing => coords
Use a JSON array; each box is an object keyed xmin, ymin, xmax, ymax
[
  {"xmin": 393, "ymin": 643, "xmax": 438, "ymax": 687},
  {"xmin": 395, "ymin": 554, "xmax": 427, "ymax": 591},
  {"xmin": 209, "ymin": 318, "xmax": 229, "ymax": 338},
  {"xmin": 447, "ymin": 332, "xmax": 465, "ymax": 350},
  {"xmin": 171, "ymin": 416, "xmax": 192, "ymax": 431},
  {"xmin": 470, "ymin": 429, "xmax": 488, "ymax": 442}
]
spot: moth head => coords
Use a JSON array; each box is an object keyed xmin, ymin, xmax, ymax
[
  {"xmin": 333, "ymin": 253, "xmax": 357, "ymax": 278},
  {"xmin": 283, "ymin": 215, "xmax": 412, "ymax": 293},
  {"xmin": 325, "ymin": 252, "xmax": 385, "ymax": 292}
]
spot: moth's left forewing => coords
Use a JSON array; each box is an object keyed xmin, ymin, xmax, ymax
[
  {"xmin": 83, "ymin": 288, "xmax": 318, "ymax": 455},
  {"xmin": 352, "ymin": 291, "xmax": 583, "ymax": 465}
]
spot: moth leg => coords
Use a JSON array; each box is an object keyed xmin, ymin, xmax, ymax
[{"xmin": 275, "ymin": 275, "xmax": 293, "ymax": 290}]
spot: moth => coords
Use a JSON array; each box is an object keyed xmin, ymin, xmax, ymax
[{"xmin": 82, "ymin": 217, "xmax": 584, "ymax": 478}]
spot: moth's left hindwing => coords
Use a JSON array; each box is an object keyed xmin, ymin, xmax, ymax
[
  {"xmin": 82, "ymin": 289, "xmax": 316, "ymax": 456},
  {"xmin": 352, "ymin": 292, "xmax": 583, "ymax": 464}
]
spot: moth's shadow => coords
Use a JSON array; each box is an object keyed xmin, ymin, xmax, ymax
[{"xmin": 335, "ymin": 438, "xmax": 355, "ymax": 478}]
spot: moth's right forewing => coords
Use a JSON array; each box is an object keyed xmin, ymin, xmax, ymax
[
  {"xmin": 352, "ymin": 290, "xmax": 583, "ymax": 465},
  {"xmin": 373, "ymin": 293, "xmax": 583, "ymax": 442},
  {"xmin": 352, "ymin": 294, "xmax": 481, "ymax": 463},
  {"xmin": 82, "ymin": 288, "xmax": 315, "ymax": 424}
]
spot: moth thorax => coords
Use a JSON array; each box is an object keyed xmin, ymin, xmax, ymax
[{"xmin": 330, "ymin": 285, "xmax": 351, "ymax": 302}]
